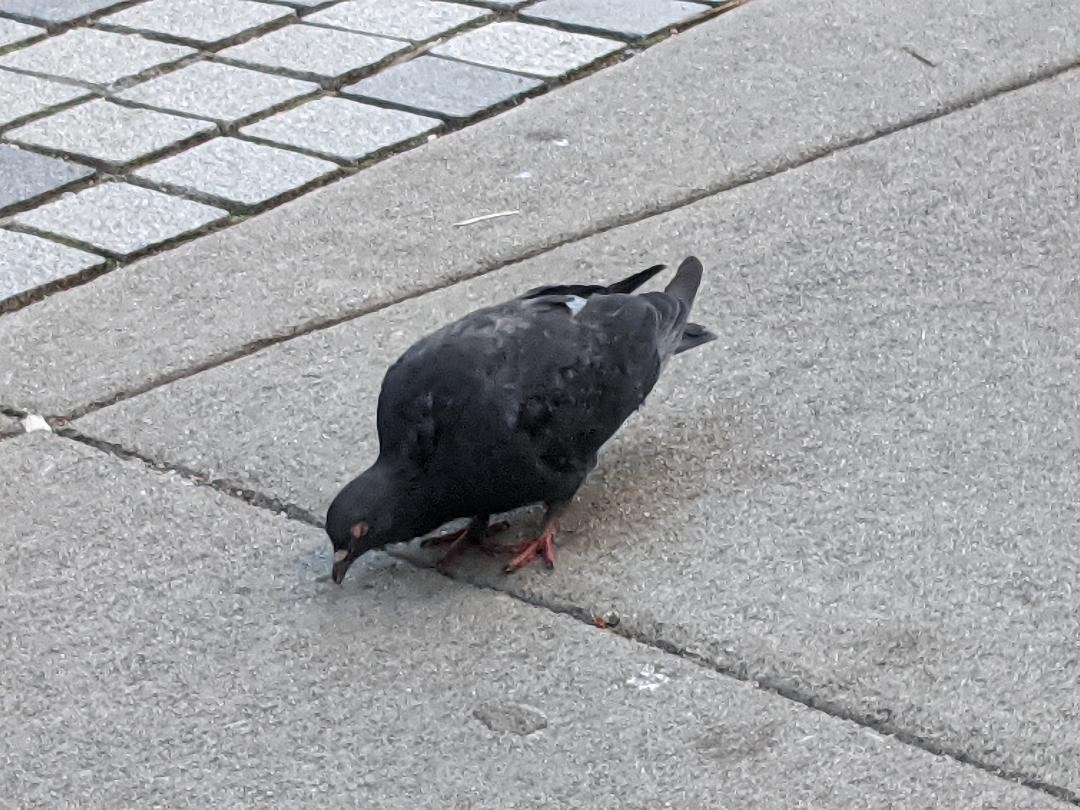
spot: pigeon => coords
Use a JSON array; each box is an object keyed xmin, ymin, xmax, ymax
[{"xmin": 327, "ymin": 256, "xmax": 715, "ymax": 584}]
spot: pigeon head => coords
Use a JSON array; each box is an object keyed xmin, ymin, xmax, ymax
[{"xmin": 325, "ymin": 464, "xmax": 408, "ymax": 584}]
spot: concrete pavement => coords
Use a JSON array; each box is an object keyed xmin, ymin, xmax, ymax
[
  {"xmin": 3, "ymin": 0, "xmax": 1080, "ymax": 414},
  {"xmin": 4, "ymin": 0, "xmax": 1080, "ymax": 805},
  {"xmin": 73, "ymin": 63, "xmax": 1080, "ymax": 797},
  {"xmin": 5, "ymin": 432, "xmax": 1066, "ymax": 809}
]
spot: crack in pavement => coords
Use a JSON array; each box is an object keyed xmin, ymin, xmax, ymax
[
  {"xmin": 38, "ymin": 55, "xmax": 1080, "ymax": 423},
  {"xmin": 51, "ymin": 424, "xmax": 1080, "ymax": 807}
]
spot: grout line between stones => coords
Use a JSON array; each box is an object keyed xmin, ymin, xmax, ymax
[
  {"xmin": 43, "ymin": 422, "xmax": 1080, "ymax": 808},
  {"xmin": 42, "ymin": 55, "xmax": 1080, "ymax": 422}
]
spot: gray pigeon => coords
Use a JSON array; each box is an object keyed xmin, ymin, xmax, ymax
[{"xmin": 327, "ymin": 256, "xmax": 714, "ymax": 583}]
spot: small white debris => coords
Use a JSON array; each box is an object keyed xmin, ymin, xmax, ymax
[
  {"xmin": 626, "ymin": 665, "xmax": 670, "ymax": 692},
  {"xmin": 515, "ymin": 171, "xmax": 532, "ymax": 180},
  {"xmin": 452, "ymin": 210, "xmax": 520, "ymax": 228},
  {"xmin": 553, "ymin": 138, "xmax": 569, "ymax": 147},
  {"xmin": 21, "ymin": 414, "xmax": 51, "ymax": 433},
  {"xmin": 427, "ymin": 133, "xmax": 438, "ymax": 142}
]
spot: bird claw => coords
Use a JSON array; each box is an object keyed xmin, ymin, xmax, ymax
[{"xmin": 503, "ymin": 530, "xmax": 557, "ymax": 574}]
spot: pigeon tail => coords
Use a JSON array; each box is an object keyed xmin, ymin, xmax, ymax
[
  {"xmin": 666, "ymin": 256, "xmax": 715, "ymax": 354},
  {"xmin": 664, "ymin": 256, "xmax": 704, "ymax": 306}
]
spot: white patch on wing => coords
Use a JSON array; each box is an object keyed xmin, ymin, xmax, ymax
[{"xmin": 563, "ymin": 295, "xmax": 587, "ymax": 315}]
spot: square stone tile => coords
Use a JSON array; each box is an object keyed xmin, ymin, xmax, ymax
[
  {"xmin": 342, "ymin": 55, "xmax": 542, "ymax": 119},
  {"xmin": 6, "ymin": 99, "xmax": 216, "ymax": 167},
  {"xmin": 0, "ymin": 0, "xmax": 127, "ymax": 24},
  {"xmin": 0, "ymin": 17, "xmax": 43, "ymax": 48},
  {"xmin": 240, "ymin": 97, "xmax": 438, "ymax": 161},
  {"xmin": 521, "ymin": 0, "xmax": 710, "ymax": 38},
  {"xmin": 133, "ymin": 137, "xmax": 337, "ymax": 207},
  {"xmin": 0, "ymin": 29, "xmax": 193, "ymax": 88},
  {"xmin": 307, "ymin": 0, "xmax": 488, "ymax": 42},
  {"xmin": 0, "ymin": 228, "xmax": 104, "ymax": 301},
  {"xmin": 431, "ymin": 21, "xmax": 621, "ymax": 78},
  {"xmin": 218, "ymin": 23, "xmax": 407, "ymax": 80},
  {"xmin": 101, "ymin": 0, "xmax": 293, "ymax": 48},
  {"xmin": 0, "ymin": 144, "xmax": 93, "ymax": 214},
  {"xmin": 0, "ymin": 71, "xmax": 90, "ymax": 128},
  {"xmin": 118, "ymin": 61, "xmax": 317, "ymax": 123},
  {"xmin": 12, "ymin": 182, "xmax": 227, "ymax": 257}
]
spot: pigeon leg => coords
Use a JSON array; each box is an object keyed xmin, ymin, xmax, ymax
[
  {"xmin": 421, "ymin": 516, "xmax": 510, "ymax": 549},
  {"xmin": 426, "ymin": 516, "xmax": 510, "ymax": 572},
  {"xmin": 504, "ymin": 505, "xmax": 564, "ymax": 574}
]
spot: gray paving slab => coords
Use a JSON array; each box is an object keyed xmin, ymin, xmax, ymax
[
  {"xmin": 6, "ymin": 99, "xmax": 215, "ymax": 167},
  {"xmin": 0, "ymin": 143, "xmax": 93, "ymax": 214},
  {"xmin": 217, "ymin": 22, "xmax": 408, "ymax": 81},
  {"xmin": 0, "ymin": 229, "xmax": 104, "ymax": 301},
  {"xmin": 133, "ymin": 137, "xmax": 338, "ymax": 207},
  {"xmin": 0, "ymin": 16, "xmax": 42, "ymax": 47},
  {"xmin": 307, "ymin": 0, "xmax": 489, "ymax": 42},
  {"xmin": 100, "ymin": 0, "xmax": 293, "ymax": 47},
  {"xmin": 0, "ymin": 70, "xmax": 87, "ymax": 126},
  {"xmin": 3, "ymin": 0, "xmax": 1080, "ymax": 414},
  {"xmin": 74, "ymin": 70, "xmax": 1080, "ymax": 794},
  {"xmin": 117, "ymin": 60, "xmax": 317, "ymax": 123},
  {"xmin": 0, "ymin": 28, "xmax": 193, "ymax": 88},
  {"xmin": 0, "ymin": 431, "xmax": 1067, "ymax": 809},
  {"xmin": 432, "ymin": 21, "xmax": 622, "ymax": 77},
  {"xmin": 241, "ymin": 96, "xmax": 439, "ymax": 160},
  {"xmin": 12, "ymin": 182, "xmax": 227, "ymax": 256},
  {"xmin": 0, "ymin": 0, "xmax": 126, "ymax": 24},
  {"xmin": 342, "ymin": 55, "xmax": 543, "ymax": 119},
  {"xmin": 522, "ymin": 0, "xmax": 711, "ymax": 39},
  {"xmin": 0, "ymin": 70, "xmax": 90, "ymax": 128}
]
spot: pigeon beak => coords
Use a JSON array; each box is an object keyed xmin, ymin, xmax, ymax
[{"xmin": 331, "ymin": 547, "xmax": 359, "ymax": 585}]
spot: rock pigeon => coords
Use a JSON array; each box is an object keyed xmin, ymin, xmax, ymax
[{"xmin": 327, "ymin": 256, "xmax": 715, "ymax": 584}]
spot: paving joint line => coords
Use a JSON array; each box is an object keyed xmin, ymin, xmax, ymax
[
  {"xmin": 39, "ymin": 55, "xmax": 1080, "ymax": 423},
  {"xmin": 47, "ymin": 422, "xmax": 1079, "ymax": 807}
]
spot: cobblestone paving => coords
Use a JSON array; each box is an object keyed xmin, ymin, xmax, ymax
[{"xmin": 0, "ymin": 0, "xmax": 724, "ymax": 309}]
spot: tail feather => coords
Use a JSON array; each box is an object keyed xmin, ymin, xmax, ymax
[
  {"xmin": 675, "ymin": 321, "xmax": 717, "ymax": 354},
  {"xmin": 607, "ymin": 263, "xmax": 667, "ymax": 294},
  {"xmin": 664, "ymin": 256, "xmax": 703, "ymax": 306}
]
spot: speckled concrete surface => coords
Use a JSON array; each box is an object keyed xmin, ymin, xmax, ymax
[{"xmin": 74, "ymin": 69, "xmax": 1080, "ymax": 795}]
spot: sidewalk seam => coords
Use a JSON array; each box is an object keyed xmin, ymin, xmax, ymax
[
  {"xmin": 51, "ymin": 424, "xmax": 1080, "ymax": 807},
  {"xmin": 46, "ymin": 55, "xmax": 1080, "ymax": 423}
]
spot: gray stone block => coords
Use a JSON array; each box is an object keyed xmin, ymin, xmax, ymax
[
  {"xmin": 72, "ymin": 70, "xmax": 1080, "ymax": 792},
  {"xmin": 0, "ymin": 431, "xmax": 1067, "ymax": 809},
  {"xmin": 431, "ymin": 21, "xmax": 622, "ymax": 77},
  {"xmin": 100, "ymin": 0, "xmax": 293, "ymax": 47},
  {"xmin": 342, "ymin": 55, "xmax": 543, "ymax": 119},
  {"xmin": 0, "ymin": 28, "xmax": 193, "ymax": 88},
  {"xmin": 6, "ymin": 99, "xmax": 216, "ymax": 167},
  {"xmin": 133, "ymin": 137, "xmax": 338, "ymax": 207},
  {"xmin": 0, "ymin": 415, "xmax": 18, "ymax": 436},
  {"xmin": 217, "ymin": 22, "xmax": 408, "ymax": 80},
  {"xmin": 0, "ymin": 16, "xmax": 42, "ymax": 48},
  {"xmin": 306, "ymin": 0, "xmax": 488, "ymax": 42},
  {"xmin": 118, "ymin": 61, "xmax": 317, "ymax": 123},
  {"xmin": 0, "ymin": 228, "xmax": 104, "ymax": 302},
  {"xmin": 12, "ymin": 182, "xmax": 227, "ymax": 256},
  {"xmin": 0, "ymin": 71, "xmax": 90, "ymax": 129},
  {"xmin": 522, "ymin": 0, "xmax": 711, "ymax": 38},
  {"xmin": 0, "ymin": 0, "xmax": 127, "ymax": 24},
  {"xmin": 240, "ymin": 96, "xmax": 438, "ymax": 160},
  {"xmin": 0, "ymin": 144, "xmax": 93, "ymax": 214}
]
